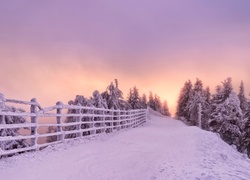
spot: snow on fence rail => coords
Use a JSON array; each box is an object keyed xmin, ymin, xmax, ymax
[{"xmin": 0, "ymin": 94, "xmax": 147, "ymax": 157}]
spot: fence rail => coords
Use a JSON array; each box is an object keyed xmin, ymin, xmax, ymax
[{"xmin": 0, "ymin": 94, "xmax": 147, "ymax": 157}]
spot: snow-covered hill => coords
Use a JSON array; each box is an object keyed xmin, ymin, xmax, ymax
[{"xmin": 1, "ymin": 114, "xmax": 250, "ymax": 180}]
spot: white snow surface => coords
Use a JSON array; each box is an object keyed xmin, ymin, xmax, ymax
[{"xmin": 1, "ymin": 114, "xmax": 250, "ymax": 180}]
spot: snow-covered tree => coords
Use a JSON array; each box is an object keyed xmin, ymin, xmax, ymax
[
  {"xmin": 101, "ymin": 79, "xmax": 124, "ymax": 110},
  {"xmin": 127, "ymin": 86, "xmax": 143, "ymax": 109},
  {"xmin": 0, "ymin": 93, "xmax": 30, "ymax": 152},
  {"xmin": 238, "ymin": 109, "xmax": 250, "ymax": 157},
  {"xmin": 154, "ymin": 94, "xmax": 162, "ymax": 112},
  {"xmin": 204, "ymin": 86, "xmax": 211, "ymax": 104},
  {"xmin": 141, "ymin": 93, "xmax": 147, "ymax": 109},
  {"xmin": 186, "ymin": 79, "xmax": 210, "ymax": 128},
  {"xmin": 148, "ymin": 91, "xmax": 155, "ymax": 110},
  {"xmin": 176, "ymin": 80, "xmax": 192, "ymax": 121},
  {"xmin": 46, "ymin": 126, "xmax": 57, "ymax": 143},
  {"xmin": 202, "ymin": 86, "xmax": 211, "ymax": 130},
  {"xmin": 64, "ymin": 95, "xmax": 94, "ymax": 139},
  {"xmin": 161, "ymin": 100, "xmax": 171, "ymax": 116},
  {"xmin": 91, "ymin": 90, "xmax": 108, "ymax": 133},
  {"xmin": 127, "ymin": 88, "xmax": 133, "ymax": 106},
  {"xmin": 187, "ymin": 79, "xmax": 204, "ymax": 126},
  {"xmin": 238, "ymin": 85, "xmax": 250, "ymax": 157},
  {"xmin": 91, "ymin": 90, "xmax": 108, "ymax": 109},
  {"xmin": 238, "ymin": 81, "xmax": 248, "ymax": 114},
  {"xmin": 208, "ymin": 78, "xmax": 242, "ymax": 146}
]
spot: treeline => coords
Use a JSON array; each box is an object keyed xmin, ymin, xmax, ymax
[
  {"xmin": 176, "ymin": 77, "xmax": 250, "ymax": 158},
  {"xmin": 66, "ymin": 79, "xmax": 170, "ymax": 114},
  {"xmin": 48, "ymin": 79, "xmax": 170, "ymax": 141},
  {"xmin": 64, "ymin": 79, "xmax": 171, "ymax": 116},
  {"xmin": 1, "ymin": 79, "xmax": 171, "ymax": 153}
]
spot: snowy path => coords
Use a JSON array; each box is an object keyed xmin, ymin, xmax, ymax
[{"xmin": 1, "ymin": 114, "xmax": 250, "ymax": 180}]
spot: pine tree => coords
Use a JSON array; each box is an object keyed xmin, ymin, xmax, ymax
[
  {"xmin": 154, "ymin": 94, "xmax": 162, "ymax": 112},
  {"xmin": 238, "ymin": 83, "xmax": 250, "ymax": 157},
  {"xmin": 238, "ymin": 81, "xmax": 248, "ymax": 114},
  {"xmin": 204, "ymin": 86, "xmax": 211, "ymax": 103},
  {"xmin": 148, "ymin": 91, "xmax": 155, "ymax": 110},
  {"xmin": 91, "ymin": 90, "xmax": 108, "ymax": 109},
  {"xmin": 46, "ymin": 126, "xmax": 57, "ymax": 143},
  {"xmin": 202, "ymin": 86, "xmax": 211, "ymax": 129},
  {"xmin": 91, "ymin": 90, "xmax": 108, "ymax": 133},
  {"xmin": 141, "ymin": 93, "xmax": 147, "ymax": 109},
  {"xmin": 176, "ymin": 80, "xmax": 192, "ymax": 121},
  {"xmin": 238, "ymin": 108, "xmax": 250, "ymax": 157},
  {"xmin": 162, "ymin": 100, "xmax": 171, "ymax": 116},
  {"xmin": 133, "ymin": 86, "xmax": 142, "ymax": 109},
  {"xmin": 63, "ymin": 95, "xmax": 94, "ymax": 139},
  {"xmin": 186, "ymin": 79, "xmax": 210, "ymax": 128},
  {"xmin": 209, "ymin": 78, "xmax": 242, "ymax": 146},
  {"xmin": 102, "ymin": 79, "xmax": 124, "ymax": 110},
  {"xmin": 0, "ymin": 93, "xmax": 30, "ymax": 152},
  {"xmin": 127, "ymin": 88, "xmax": 133, "ymax": 106},
  {"xmin": 127, "ymin": 86, "xmax": 142, "ymax": 109},
  {"xmin": 187, "ymin": 79, "xmax": 204, "ymax": 126}
]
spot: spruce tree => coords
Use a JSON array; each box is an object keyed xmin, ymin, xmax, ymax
[
  {"xmin": 91, "ymin": 90, "xmax": 108, "ymax": 109},
  {"xmin": 63, "ymin": 95, "xmax": 94, "ymax": 138},
  {"xmin": 238, "ymin": 81, "xmax": 248, "ymax": 114},
  {"xmin": 209, "ymin": 78, "xmax": 242, "ymax": 146},
  {"xmin": 238, "ymin": 83, "xmax": 250, "ymax": 157},
  {"xmin": 127, "ymin": 86, "xmax": 142, "ymax": 109},
  {"xmin": 127, "ymin": 88, "xmax": 133, "ymax": 107},
  {"xmin": 102, "ymin": 79, "xmax": 124, "ymax": 110},
  {"xmin": 162, "ymin": 100, "xmax": 171, "ymax": 116},
  {"xmin": 0, "ymin": 93, "xmax": 30, "ymax": 152},
  {"xmin": 176, "ymin": 80, "xmax": 192, "ymax": 121},
  {"xmin": 91, "ymin": 90, "xmax": 108, "ymax": 133},
  {"xmin": 46, "ymin": 126, "xmax": 57, "ymax": 143},
  {"xmin": 187, "ymin": 79, "xmax": 210, "ymax": 128},
  {"xmin": 187, "ymin": 78, "xmax": 204, "ymax": 126},
  {"xmin": 154, "ymin": 94, "xmax": 162, "ymax": 112},
  {"xmin": 141, "ymin": 93, "xmax": 147, "ymax": 109},
  {"xmin": 202, "ymin": 86, "xmax": 211, "ymax": 129},
  {"xmin": 148, "ymin": 91, "xmax": 155, "ymax": 110}
]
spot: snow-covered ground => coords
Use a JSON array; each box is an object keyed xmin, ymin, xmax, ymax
[{"xmin": 1, "ymin": 114, "xmax": 250, "ymax": 180}]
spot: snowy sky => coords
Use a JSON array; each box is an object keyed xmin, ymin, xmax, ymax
[{"xmin": 0, "ymin": 0, "xmax": 250, "ymax": 114}]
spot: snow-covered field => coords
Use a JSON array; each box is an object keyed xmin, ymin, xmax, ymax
[{"xmin": 1, "ymin": 114, "xmax": 250, "ymax": 180}]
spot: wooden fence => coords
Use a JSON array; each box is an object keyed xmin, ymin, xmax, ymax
[{"xmin": 0, "ymin": 94, "xmax": 147, "ymax": 157}]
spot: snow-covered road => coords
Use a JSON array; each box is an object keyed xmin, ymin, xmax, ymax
[{"xmin": 1, "ymin": 114, "xmax": 250, "ymax": 180}]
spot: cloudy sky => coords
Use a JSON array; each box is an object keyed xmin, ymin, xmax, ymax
[{"xmin": 0, "ymin": 0, "xmax": 250, "ymax": 114}]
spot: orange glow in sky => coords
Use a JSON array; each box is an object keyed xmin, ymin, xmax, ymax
[{"xmin": 0, "ymin": 1, "xmax": 250, "ymax": 115}]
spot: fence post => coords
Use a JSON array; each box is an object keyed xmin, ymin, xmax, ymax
[
  {"xmin": 90, "ymin": 108, "xmax": 95, "ymax": 135},
  {"xmin": 56, "ymin": 101, "xmax": 63, "ymax": 141},
  {"xmin": 101, "ymin": 110, "xmax": 105, "ymax": 133},
  {"xmin": 113, "ymin": 110, "xmax": 117, "ymax": 131},
  {"xmin": 126, "ymin": 110, "xmax": 129, "ymax": 129},
  {"xmin": 0, "ymin": 115, "xmax": 5, "ymax": 153},
  {"xmin": 117, "ymin": 109, "xmax": 120, "ymax": 131},
  {"xmin": 129, "ymin": 110, "xmax": 132, "ymax": 128},
  {"xmin": 30, "ymin": 98, "xmax": 38, "ymax": 147},
  {"xmin": 0, "ymin": 93, "xmax": 5, "ymax": 152},
  {"xmin": 76, "ymin": 106, "xmax": 81, "ymax": 138},
  {"xmin": 110, "ymin": 109, "xmax": 113, "ymax": 133},
  {"xmin": 134, "ymin": 110, "xmax": 137, "ymax": 128}
]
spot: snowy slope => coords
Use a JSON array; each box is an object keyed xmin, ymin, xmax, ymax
[{"xmin": 1, "ymin": 114, "xmax": 250, "ymax": 180}]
